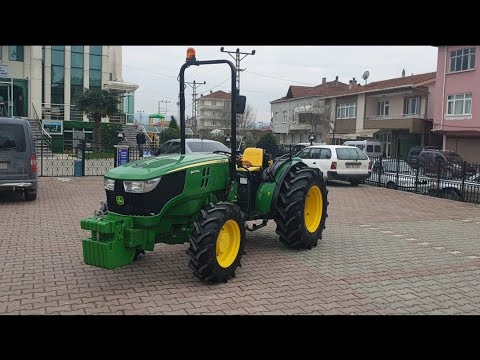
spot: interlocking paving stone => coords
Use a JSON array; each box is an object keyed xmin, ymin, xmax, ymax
[{"xmin": 1, "ymin": 178, "xmax": 479, "ymax": 314}]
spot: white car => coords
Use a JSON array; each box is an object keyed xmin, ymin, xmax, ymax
[{"xmin": 296, "ymin": 145, "xmax": 371, "ymax": 186}]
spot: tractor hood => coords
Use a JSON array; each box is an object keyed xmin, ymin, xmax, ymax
[{"xmin": 105, "ymin": 153, "xmax": 229, "ymax": 180}]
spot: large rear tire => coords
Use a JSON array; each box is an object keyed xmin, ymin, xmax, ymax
[
  {"xmin": 187, "ymin": 202, "xmax": 246, "ymax": 283},
  {"xmin": 274, "ymin": 164, "xmax": 328, "ymax": 249}
]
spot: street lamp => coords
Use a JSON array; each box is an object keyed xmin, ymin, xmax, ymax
[{"xmin": 309, "ymin": 134, "xmax": 316, "ymax": 145}]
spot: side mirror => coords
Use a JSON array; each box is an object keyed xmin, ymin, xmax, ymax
[{"xmin": 234, "ymin": 95, "xmax": 247, "ymax": 114}]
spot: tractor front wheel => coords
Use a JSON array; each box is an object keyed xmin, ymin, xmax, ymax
[
  {"xmin": 187, "ymin": 202, "xmax": 246, "ymax": 283},
  {"xmin": 274, "ymin": 164, "xmax": 328, "ymax": 249}
]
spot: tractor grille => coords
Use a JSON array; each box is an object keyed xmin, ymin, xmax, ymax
[{"xmin": 106, "ymin": 171, "xmax": 186, "ymax": 216}]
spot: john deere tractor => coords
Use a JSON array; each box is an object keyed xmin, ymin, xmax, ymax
[{"xmin": 80, "ymin": 48, "xmax": 328, "ymax": 283}]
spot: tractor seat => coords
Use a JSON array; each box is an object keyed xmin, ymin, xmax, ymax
[{"xmin": 236, "ymin": 147, "xmax": 264, "ymax": 172}]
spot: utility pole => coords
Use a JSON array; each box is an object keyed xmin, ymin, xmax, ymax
[
  {"xmin": 220, "ymin": 47, "xmax": 255, "ymax": 132},
  {"xmin": 185, "ymin": 80, "xmax": 206, "ymax": 136},
  {"xmin": 158, "ymin": 100, "xmax": 171, "ymax": 126}
]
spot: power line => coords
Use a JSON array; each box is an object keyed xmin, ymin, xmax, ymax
[{"xmin": 244, "ymin": 70, "xmax": 317, "ymax": 86}]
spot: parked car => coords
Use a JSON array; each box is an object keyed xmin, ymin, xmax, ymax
[
  {"xmin": 417, "ymin": 149, "xmax": 476, "ymax": 179},
  {"xmin": 368, "ymin": 169, "xmax": 429, "ymax": 191},
  {"xmin": 407, "ymin": 145, "xmax": 441, "ymax": 167},
  {"xmin": 372, "ymin": 158, "xmax": 413, "ymax": 174},
  {"xmin": 427, "ymin": 174, "xmax": 480, "ymax": 201},
  {"xmin": 155, "ymin": 138, "xmax": 230, "ymax": 155},
  {"xmin": 296, "ymin": 145, "xmax": 371, "ymax": 186},
  {"xmin": 343, "ymin": 140, "xmax": 383, "ymax": 158},
  {"xmin": 0, "ymin": 117, "xmax": 38, "ymax": 201}
]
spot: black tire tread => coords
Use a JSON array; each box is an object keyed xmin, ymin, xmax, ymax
[
  {"xmin": 274, "ymin": 164, "xmax": 328, "ymax": 249},
  {"xmin": 187, "ymin": 202, "xmax": 245, "ymax": 283}
]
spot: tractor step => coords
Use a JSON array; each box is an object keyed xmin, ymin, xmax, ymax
[{"xmin": 246, "ymin": 219, "xmax": 268, "ymax": 231}]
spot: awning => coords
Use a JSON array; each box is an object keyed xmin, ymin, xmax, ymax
[
  {"xmin": 337, "ymin": 129, "xmax": 381, "ymax": 139},
  {"xmin": 104, "ymin": 80, "xmax": 139, "ymax": 92}
]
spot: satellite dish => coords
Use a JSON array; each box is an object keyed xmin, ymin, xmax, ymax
[{"xmin": 362, "ymin": 71, "xmax": 370, "ymax": 85}]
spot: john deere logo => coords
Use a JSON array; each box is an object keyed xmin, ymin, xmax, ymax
[{"xmin": 116, "ymin": 196, "xmax": 125, "ymax": 206}]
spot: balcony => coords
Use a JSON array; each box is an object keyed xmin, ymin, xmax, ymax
[
  {"xmin": 41, "ymin": 103, "xmax": 127, "ymax": 123},
  {"xmin": 364, "ymin": 113, "xmax": 427, "ymax": 134},
  {"xmin": 366, "ymin": 113, "xmax": 423, "ymax": 120}
]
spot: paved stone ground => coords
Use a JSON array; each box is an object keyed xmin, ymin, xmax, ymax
[{"xmin": 1, "ymin": 177, "xmax": 480, "ymax": 315}]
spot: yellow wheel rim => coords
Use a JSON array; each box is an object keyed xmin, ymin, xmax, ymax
[
  {"xmin": 304, "ymin": 185, "xmax": 323, "ymax": 233},
  {"xmin": 216, "ymin": 220, "xmax": 241, "ymax": 268}
]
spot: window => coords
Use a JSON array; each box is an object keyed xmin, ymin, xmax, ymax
[
  {"xmin": 89, "ymin": 46, "xmax": 102, "ymax": 90},
  {"xmin": 71, "ymin": 46, "xmax": 84, "ymax": 53},
  {"xmin": 309, "ymin": 148, "xmax": 322, "ymax": 159},
  {"xmin": 89, "ymin": 70, "xmax": 102, "ymax": 89},
  {"xmin": 337, "ymin": 103, "xmax": 357, "ymax": 119},
  {"xmin": 297, "ymin": 149, "xmax": 310, "ymax": 159},
  {"xmin": 447, "ymin": 93, "xmax": 472, "ymax": 116},
  {"xmin": 51, "ymin": 46, "xmax": 65, "ymax": 107},
  {"xmin": 404, "ymin": 97, "xmax": 420, "ymax": 115},
  {"xmin": 319, "ymin": 148, "xmax": 332, "ymax": 159},
  {"xmin": 336, "ymin": 147, "xmax": 368, "ymax": 160},
  {"xmin": 8, "ymin": 46, "xmax": 24, "ymax": 61},
  {"xmin": 375, "ymin": 132, "xmax": 391, "ymax": 157},
  {"xmin": 211, "ymin": 121, "xmax": 216, "ymax": 126},
  {"xmin": 283, "ymin": 111, "xmax": 287, "ymax": 123},
  {"xmin": 51, "ymin": 66, "xmax": 65, "ymax": 84},
  {"xmin": 275, "ymin": 112, "xmax": 279, "ymax": 123},
  {"xmin": 375, "ymin": 145, "xmax": 382, "ymax": 153},
  {"xmin": 51, "ymin": 48, "xmax": 65, "ymax": 66},
  {"xmin": 90, "ymin": 46, "xmax": 102, "ymax": 55},
  {"xmin": 449, "ymin": 48, "xmax": 476, "ymax": 72},
  {"xmin": 377, "ymin": 101, "xmax": 389, "ymax": 116},
  {"xmin": 292, "ymin": 113, "xmax": 296, "ymax": 123},
  {"xmin": 212, "ymin": 101, "xmax": 216, "ymax": 106},
  {"xmin": 366, "ymin": 145, "xmax": 373, "ymax": 153},
  {"xmin": 71, "ymin": 52, "xmax": 83, "ymax": 68},
  {"xmin": 71, "ymin": 45, "xmax": 84, "ymax": 105}
]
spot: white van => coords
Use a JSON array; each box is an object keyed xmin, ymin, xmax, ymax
[{"xmin": 343, "ymin": 140, "xmax": 382, "ymax": 158}]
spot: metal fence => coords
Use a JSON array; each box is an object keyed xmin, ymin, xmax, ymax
[
  {"xmin": 365, "ymin": 156, "xmax": 480, "ymax": 204},
  {"xmin": 36, "ymin": 141, "xmax": 158, "ymax": 177}
]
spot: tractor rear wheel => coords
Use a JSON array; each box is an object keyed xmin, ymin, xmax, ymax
[
  {"xmin": 187, "ymin": 202, "xmax": 246, "ymax": 283},
  {"xmin": 274, "ymin": 164, "xmax": 328, "ymax": 249}
]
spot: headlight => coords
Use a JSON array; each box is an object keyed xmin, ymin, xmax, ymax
[
  {"xmin": 104, "ymin": 178, "xmax": 115, "ymax": 191},
  {"xmin": 123, "ymin": 178, "xmax": 161, "ymax": 193}
]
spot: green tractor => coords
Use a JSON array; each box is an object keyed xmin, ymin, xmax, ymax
[{"xmin": 80, "ymin": 48, "xmax": 329, "ymax": 283}]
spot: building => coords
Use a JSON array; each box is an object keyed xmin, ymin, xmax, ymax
[
  {"xmin": 271, "ymin": 72, "xmax": 438, "ymax": 158},
  {"xmin": 433, "ymin": 46, "xmax": 480, "ymax": 162},
  {"xmin": 195, "ymin": 90, "xmax": 231, "ymax": 136},
  {"xmin": 270, "ymin": 77, "xmax": 348, "ymax": 145},
  {"xmin": 0, "ymin": 45, "xmax": 138, "ymax": 125}
]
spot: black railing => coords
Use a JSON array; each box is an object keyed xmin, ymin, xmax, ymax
[{"xmin": 366, "ymin": 156, "xmax": 480, "ymax": 204}]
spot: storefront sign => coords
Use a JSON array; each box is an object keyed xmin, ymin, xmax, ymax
[
  {"xmin": 0, "ymin": 65, "xmax": 8, "ymax": 77},
  {"xmin": 42, "ymin": 120, "xmax": 64, "ymax": 135}
]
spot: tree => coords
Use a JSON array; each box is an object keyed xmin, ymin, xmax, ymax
[
  {"xmin": 75, "ymin": 89, "xmax": 120, "ymax": 147},
  {"xmin": 237, "ymin": 105, "xmax": 256, "ymax": 133},
  {"xmin": 169, "ymin": 115, "xmax": 179, "ymax": 130},
  {"xmin": 256, "ymin": 133, "xmax": 278, "ymax": 157},
  {"xmin": 299, "ymin": 98, "xmax": 335, "ymax": 142},
  {"xmin": 160, "ymin": 128, "xmax": 179, "ymax": 143}
]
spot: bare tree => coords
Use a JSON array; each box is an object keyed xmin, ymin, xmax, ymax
[
  {"xmin": 237, "ymin": 104, "xmax": 256, "ymax": 132},
  {"xmin": 298, "ymin": 98, "xmax": 335, "ymax": 142}
]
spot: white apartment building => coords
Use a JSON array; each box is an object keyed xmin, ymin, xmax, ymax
[{"xmin": 0, "ymin": 46, "xmax": 138, "ymax": 124}]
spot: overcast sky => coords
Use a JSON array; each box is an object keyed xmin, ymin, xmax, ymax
[{"xmin": 123, "ymin": 46, "xmax": 438, "ymax": 124}]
